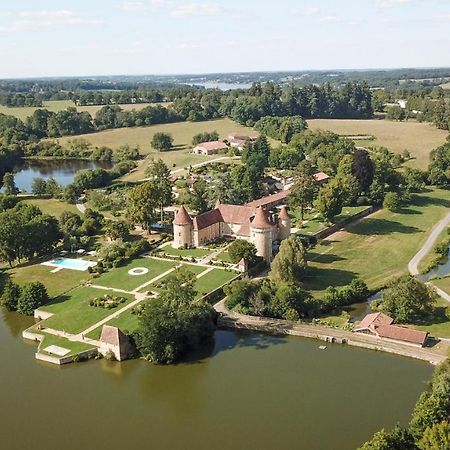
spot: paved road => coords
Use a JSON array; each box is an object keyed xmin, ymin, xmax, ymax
[{"xmin": 408, "ymin": 211, "xmax": 450, "ymax": 276}]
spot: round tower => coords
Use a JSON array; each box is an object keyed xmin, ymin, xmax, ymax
[
  {"xmin": 278, "ymin": 205, "xmax": 291, "ymax": 241},
  {"xmin": 250, "ymin": 207, "xmax": 273, "ymax": 262},
  {"xmin": 173, "ymin": 205, "xmax": 193, "ymax": 248}
]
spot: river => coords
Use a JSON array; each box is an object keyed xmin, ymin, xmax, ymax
[
  {"xmin": 0, "ymin": 309, "xmax": 432, "ymax": 450},
  {"xmin": 8, "ymin": 159, "xmax": 113, "ymax": 193}
]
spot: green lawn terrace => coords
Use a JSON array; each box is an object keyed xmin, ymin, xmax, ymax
[
  {"xmin": 194, "ymin": 268, "xmax": 240, "ymax": 298},
  {"xmin": 92, "ymin": 257, "xmax": 178, "ymax": 291},
  {"xmin": 36, "ymin": 332, "xmax": 96, "ymax": 357},
  {"xmin": 292, "ymin": 205, "xmax": 371, "ymax": 237},
  {"xmin": 139, "ymin": 263, "xmax": 207, "ymax": 294},
  {"xmin": 37, "ymin": 286, "xmax": 136, "ymax": 334},
  {"xmin": 157, "ymin": 244, "xmax": 213, "ymax": 259},
  {"xmin": 8, "ymin": 260, "xmax": 93, "ymax": 298}
]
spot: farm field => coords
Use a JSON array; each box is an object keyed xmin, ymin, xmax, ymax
[
  {"xmin": 55, "ymin": 118, "xmax": 267, "ymax": 180},
  {"xmin": 303, "ymin": 188, "xmax": 450, "ymax": 296},
  {"xmin": 0, "ymin": 100, "xmax": 170, "ymax": 121},
  {"xmin": 39, "ymin": 287, "xmax": 135, "ymax": 334},
  {"xmin": 307, "ymin": 119, "xmax": 448, "ymax": 170}
]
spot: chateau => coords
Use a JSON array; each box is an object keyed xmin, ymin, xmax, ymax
[{"xmin": 172, "ymin": 200, "xmax": 291, "ymax": 262}]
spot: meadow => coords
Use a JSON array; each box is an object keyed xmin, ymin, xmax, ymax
[
  {"xmin": 0, "ymin": 100, "xmax": 170, "ymax": 121},
  {"xmin": 304, "ymin": 188, "xmax": 450, "ymax": 296},
  {"xmin": 56, "ymin": 118, "xmax": 261, "ymax": 180},
  {"xmin": 307, "ymin": 119, "xmax": 448, "ymax": 170}
]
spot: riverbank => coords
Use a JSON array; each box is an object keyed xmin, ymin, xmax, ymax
[{"xmin": 214, "ymin": 300, "xmax": 448, "ymax": 365}]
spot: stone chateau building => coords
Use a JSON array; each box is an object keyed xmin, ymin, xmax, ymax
[{"xmin": 172, "ymin": 200, "xmax": 291, "ymax": 262}]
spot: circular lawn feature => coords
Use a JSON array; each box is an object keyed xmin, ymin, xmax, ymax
[{"xmin": 128, "ymin": 267, "xmax": 149, "ymax": 276}]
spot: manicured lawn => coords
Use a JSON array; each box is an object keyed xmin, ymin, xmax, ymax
[
  {"xmin": 194, "ymin": 269, "xmax": 239, "ymax": 298},
  {"xmin": 304, "ymin": 189, "xmax": 450, "ymax": 296},
  {"xmin": 308, "ymin": 119, "xmax": 448, "ymax": 170},
  {"xmin": 419, "ymin": 226, "xmax": 450, "ymax": 273},
  {"xmin": 93, "ymin": 257, "xmax": 177, "ymax": 291},
  {"xmin": 160, "ymin": 245, "xmax": 212, "ymax": 258},
  {"xmin": 39, "ymin": 286, "xmax": 135, "ymax": 334},
  {"xmin": 20, "ymin": 198, "xmax": 79, "ymax": 218},
  {"xmin": 413, "ymin": 298, "xmax": 450, "ymax": 339},
  {"xmin": 86, "ymin": 309, "xmax": 141, "ymax": 340},
  {"xmin": 38, "ymin": 332, "xmax": 95, "ymax": 356},
  {"xmin": 294, "ymin": 206, "xmax": 370, "ymax": 236},
  {"xmin": 215, "ymin": 251, "xmax": 233, "ymax": 263},
  {"xmin": 139, "ymin": 263, "xmax": 208, "ymax": 293},
  {"xmin": 7, "ymin": 262, "xmax": 92, "ymax": 298},
  {"xmin": 433, "ymin": 276, "xmax": 450, "ymax": 295}
]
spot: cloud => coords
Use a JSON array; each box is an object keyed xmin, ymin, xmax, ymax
[
  {"xmin": 116, "ymin": 1, "xmax": 167, "ymax": 12},
  {"xmin": 170, "ymin": 2, "xmax": 224, "ymax": 17},
  {"xmin": 318, "ymin": 15, "xmax": 340, "ymax": 23},
  {"xmin": 292, "ymin": 7, "xmax": 320, "ymax": 16},
  {"xmin": 0, "ymin": 10, "xmax": 101, "ymax": 32},
  {"xmin": 377, "ymin": 0, "xmax": 412, "ymax": 8}
]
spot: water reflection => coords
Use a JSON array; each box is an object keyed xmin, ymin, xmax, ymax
[{"xmin": 8, "ymin": 159, "xmax": 113, "ymax": 192}]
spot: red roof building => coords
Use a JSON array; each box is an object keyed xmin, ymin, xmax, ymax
[{"xmin": 354, "ymin": 312, "xmax": 429, "ymax": 347}]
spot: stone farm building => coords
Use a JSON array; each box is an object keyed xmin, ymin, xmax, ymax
[
  {"xmin": 193, "ymin": 140, "xmax": 229, "ymax": 155},
  {"xmin": 228, "ymin": 133, "xmax": 257, "ymax": 150},
  {"xmin": 354, "ymin": 312, "xmax": 429, "ymax": 347},
  {"xmin": 173, "ymin": 200, "xmax": 291, "ymax": 262}
]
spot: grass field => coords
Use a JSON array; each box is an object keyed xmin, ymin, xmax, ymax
[
  {"xmin": 93, "ymin": 257, "xmax": 177, "ymax": 291},
  {"xmin": 414, "ymin": 297, "xmax": 450, "ymax": 339},
  {"xmin": 194, "ymin": 269, "xmax": 239, "ymax": 298},
  {"xmin": 0, "ymin": 100, "xmax": 170, "ymax": 121},
  {"xmin": 86, "ymin": 308, "xmax": 140, "ymax": 340},
  {"xmin": 307, "ymin": 119, "xmax": 448, "ymax": 170},
  {"xmin": 303, "ymin": 188, "xmax": 450, "ymax": 296},
  {"xmin": 39, "ymin": 286, "xmax": 135, "ymax": 334},
  {"xmin": 434, "ymin": 276, "xmax": 450, "ymax": 295},
  {"xmin": 440, "ymin": 82, "xmax": 450, "ymax": 90},
  {"xmin": 38, "ymin": 332, "xmax": 95, "ymax": 356},
  {"xmin": 55, "ymin": 118, "xmax": 265, "ymax": 180},
  {"xmin": 8, "ymin": 262, "xmax": 92, "ymax": 298},
  {"xmin": 20, "ymin": 198, "xmax": 79, "ymax": 217},
  {"xmin": 159, "ymin": 246, "xmax": 212, "ymax": 258}
]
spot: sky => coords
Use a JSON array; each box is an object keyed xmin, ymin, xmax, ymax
[{"xmin": 0, "ymin": 0, "xmax": 450, "ymax": 78}]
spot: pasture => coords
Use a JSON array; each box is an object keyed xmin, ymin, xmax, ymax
[
  {"xmin": 307, "ymin": 119, "xmax": 448, "ymax": 170},
  {"xmin": 20, "ymin": 198, "xmax": 79, "ymax": 218}
]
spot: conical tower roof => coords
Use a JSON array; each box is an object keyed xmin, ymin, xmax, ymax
[
  {"xmin": 251, "ymin": 207, "xmax": 272, "ymax": 229},
  {"xmin": 279, "ymin": 205, "xmax": 289, "ymax": 221},
  {"xmin": 173, "ymin": 205, "xmax": 192, "ymax": 225}
]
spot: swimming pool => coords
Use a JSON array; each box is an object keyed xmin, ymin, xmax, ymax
[{"xmin": 41, "ymin": 258, "xmax": 97, "ymax": 272}]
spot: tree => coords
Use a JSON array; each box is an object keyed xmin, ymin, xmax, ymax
[
  {"xmin": 418, "ymin": 421, "xmax": 450, "ymax": 450},
  {"xmin": 383, "ymin": 191, "xmax": 402, "ymax": 211},
  {"xmin": 352, "ymin": 148, "xmax": 374, "ymax": 192},
  {"xmin": 378, "ymin": 275, "xmax": 436, "ymax": 323},
  {"xmin": 227, "ymin": 239, "xmax": 258, "ymax": 265},
  {"xmin": 151, "ymin": 132, "xmax": 173, "ymax": 151},
  {"xmin": 270, "ymin": 237, "xmax": 307, "ymax": 283},
  {"xmin": 126, "ymin": 181, "xmax": 159, "ymax": 232},
  {"xmin": 31, "ymin": 177, "xmax": 47, "ymax": 195},
  {"xmin": 2, "ymin": 172, "xmax": 18, "ymax": 196},
  {"xmin": 135, "ymin": 268, "xmax": 217, "ymax": 364},
  {"xmin": 289, "ymin": 174, "xmax": 317, "ymax": 220},
  {"xmin": 192, "ymin": 131, "xmax": 219, "ymax": 145},
  {"xmin": 358, "ymin": 426, "xmax": 416, "ymax": 450},
  {"xmin": 17, "ymin": 282, "xmax": 49, "ymax": 315},
  {"xmin": 0, "ymin": 279, "xmax": 21, "ymax": 311},
  {"xmin": 314, "ymin": 180, "xmax": 344, "ymax": 222},
  {"xmin": 145, "ymin": 158, "xmax": 173, "ymax": 221},
  {"xmin": 105, "ymin": 220, "xmax": 132, "ymax": 241}
]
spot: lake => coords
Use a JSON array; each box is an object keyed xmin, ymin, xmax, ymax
[
  {"xmin": 9, "ymin": 159, "xmax": 113, "ymax": 193},
  {"xmin": 0, "ymin": 309, "xmax": 432, "ymax": 450}
]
